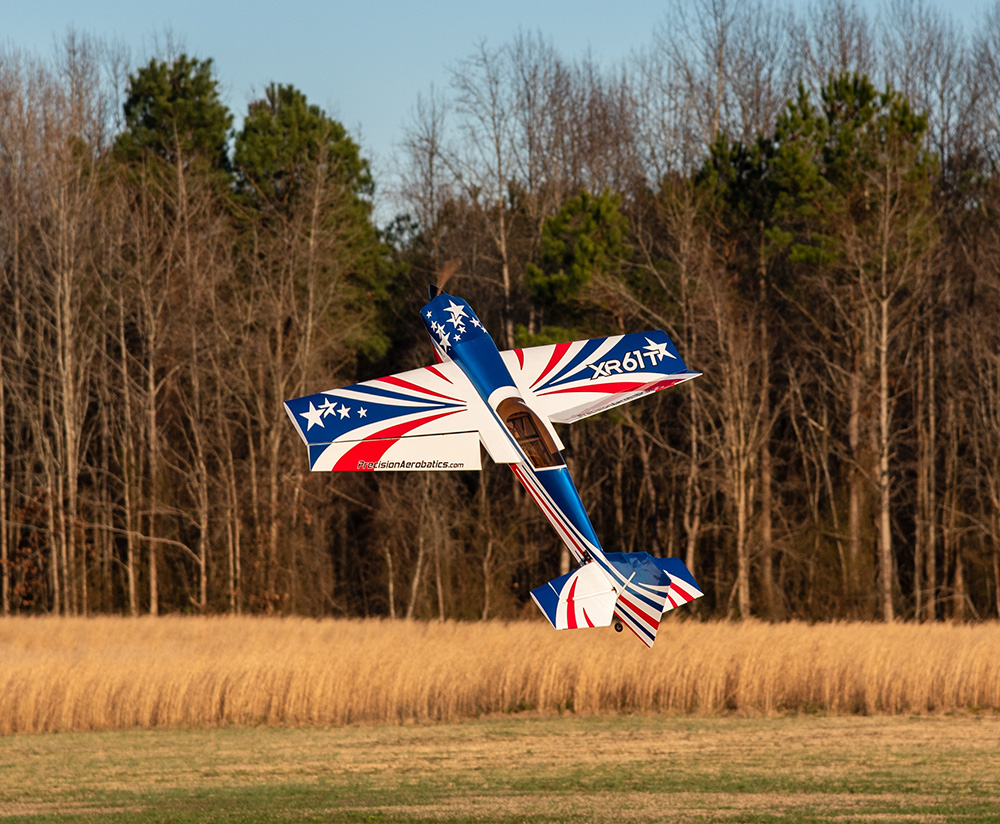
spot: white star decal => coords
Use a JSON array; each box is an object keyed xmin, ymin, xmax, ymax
[
  {"xmin": 319, "ymin": 397, "xmax": 337, "ymax": 417},
  {"xmin": 437, "ymin": 331, "xmax": 452, "ymax": 350},
  {"xmin": 425, "ymin": 311, "xmax": 433, "ymax": 318},
  {"xmin": 444, "ymin": 300, "xmax": 468, "ymax": 327},
  {"xmin": 301, "ymin": 402, "xmax": 325, "ymax": 430},
  {"xmin": 431, "ymin": 321, "xmax": 445, "ymax": 335},
  {"xmin": 358, "ymin": 407, "xmax": 367, "ymax": 418},
  {"xmin": 454, "ymin": 332, "xmax": 462, "ymax": 341},
  {"xmin": 471, "ymin": 318, "xmax": 483, "ymax": 329},
  {"xmin": 643, "ymin": 337, "xmax": 674, "ymax": 364},
  {"xmin": 338, "ymin": 405, "xmax": 351, "ymax": 419}
]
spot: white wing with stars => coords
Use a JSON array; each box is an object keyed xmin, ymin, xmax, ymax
[{"xmin": 283, "ymin": 360, "xmax": 519, "ymax": 472}]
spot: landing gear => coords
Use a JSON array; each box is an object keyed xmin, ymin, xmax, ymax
[{"xmin": 614, "ymin": 621, "xmax": 623, "ymax": 633}]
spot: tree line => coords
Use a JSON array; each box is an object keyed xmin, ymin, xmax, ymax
[{"xmin": 3, "ymin": 0, "xmax": 1000, "ymax": 622}]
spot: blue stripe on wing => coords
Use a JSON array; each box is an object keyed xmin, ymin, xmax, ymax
[
  {"xmin": 286, "ymin": 391, "xmax": 460, "ymax": 446},
  {"xmin": 284, "ymin": 362, "xmax": 472, "ymax": 449},
  {"xmin": 537, "ymin": 337, "xmax": 608, "ymax": 390}
]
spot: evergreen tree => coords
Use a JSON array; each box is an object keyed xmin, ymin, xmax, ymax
[
  {"xmin": 233, "ymin": 83, "xmax": 397, "ymax": 360},
  {"xmin": 114, "ymin": 55, "xmax": 232, "ymax": 177},
  {"xmin": 524, "ymin": 189, "xmax": 630, "ymax": 337},
  {"xmin": 234, "ymin": 83, "xmax": 372, "ymax": 214}
]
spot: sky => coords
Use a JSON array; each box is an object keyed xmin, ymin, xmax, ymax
[{"xmin": 5, "ymin": 0, "xmax": 996, "ymax": 223}]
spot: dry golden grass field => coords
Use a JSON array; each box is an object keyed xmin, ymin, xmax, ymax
[{"xmin": 2, "ymin": 616, "xmax": 999, "ymax": 734}]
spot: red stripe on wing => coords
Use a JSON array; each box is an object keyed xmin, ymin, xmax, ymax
[
  {"xmin": 531, "ymin": 342, "xmax": 571, "ymax": 388},
  {"xmin": 538, "ymin": 380, "xmax": 647, "ymax": 397},
  {"xmin": 377, "ymin": 374, "xmax": 463, "ymax": 403},
  {"xmin": 333, "ymin": 410, "xmax": 462, "ymax": 471},
  {"xmin": 426, "ymin": 366, "xmax": 452, "ymax": 384}
]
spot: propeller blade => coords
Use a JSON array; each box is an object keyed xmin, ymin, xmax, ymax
[
  {"xmin": 428, "ymin": 259, "xmax": 461, "ymax": 299},
  {"xmin": 438, "ymin": 259, "xmax": 460, "ymax": 291}
]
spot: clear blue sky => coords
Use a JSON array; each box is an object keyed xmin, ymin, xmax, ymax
[{"xmin": 5, "ymin": 0, "xmax": 994, "ymax": 221}]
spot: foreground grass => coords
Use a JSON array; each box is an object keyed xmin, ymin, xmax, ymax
[
  {"xmin": 3, "ymin": 617, "xmax": 1000, "ymax": 733},
  {"xmin": 2, "ymin": 716, "xmax": 999, "ymax": 822}
]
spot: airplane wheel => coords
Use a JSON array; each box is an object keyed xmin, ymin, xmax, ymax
[{"xmin": 614, "ymin": 621, "xmax": 623, "ymax": 633}]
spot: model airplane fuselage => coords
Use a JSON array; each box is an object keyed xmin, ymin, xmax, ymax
[{"xmin": 284, "ymin": 289, "xmax": 703, "ymax": 645}]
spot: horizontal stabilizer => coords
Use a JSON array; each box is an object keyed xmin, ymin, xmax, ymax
[
  {"xmin": 530, "ymin": 562, "xmax": 616, "ymax": 630},
  {"xmin": 654, "ymin": 557, "xmax": 702, "ymax": 603}
]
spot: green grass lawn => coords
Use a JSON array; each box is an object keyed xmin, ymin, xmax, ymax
[{"xmin": 1, "ymin": 715, "xmax": 999, "ymax": 822}]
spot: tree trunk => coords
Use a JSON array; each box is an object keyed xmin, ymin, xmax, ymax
[
  {"xmin": 0, "ymin": 372, "xmax": 7, "ymax": 616},
  {"xmin": 915, "ymin": 339, "xmax": 926, "ymax": 619},
  {"xmin": 758, "ymin": 309, "xmax": 775, "ymax": 617},
  {"xmin": 224, "ymin": 440, "xmax": 242, "ymax": 615},
  {"xmin": 117, "ymin": 298, "xmax": 138, "ymax": 617},
  {"xmin": 406, "ymin": 533, "xmax": 426, "ymax": 620},
  {"xmin": 878, "ymin": 290, "xmax": 894, "ymax": 622},
  {"xmin": 953, "ymin": 543, "xmax": 966, "ymax": 621},
  {"xmin": 925, "ymin": 325, "xmax": 937, "ymax": 620},
  {"xmin": 45, "ymin": 459, "xmax": 60, "ymax": 615},
  {"xmin": 735, "ymin": 455, "xmax": 750, "ymax": 618},
  {"xmin": 146, "ymin": 350, "xmax": 159, "ymax": 617},
  {"xmin": 848, "ymin": 351, "xmax": 862, "ymax": 615},
  {"xmin": 383, "ymin": 544, "xmax": 396, "ymax": 619},
  {"xmin": 434, "ymin": 538, "xmax": 445, "ymax": 621},
  {"xmin": 759, "ymin": 438, "xmax": 774, "ymax": 616},
  {"xmin": 993, "ymin": 518, "xmax": 1000, "ymax": 619},
  {"xmin": 684, "ymin": 380, "xmax": 702, "ymax": 578}
]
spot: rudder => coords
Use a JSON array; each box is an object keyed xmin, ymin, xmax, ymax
[{"xmin": 604, "ymin": 552, "xmax": 703, "ymax": 647}]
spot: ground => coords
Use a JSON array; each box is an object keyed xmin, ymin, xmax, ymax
[{"xmin": 2, "ymin": 715, "xmax": 999, "ymax": 822}]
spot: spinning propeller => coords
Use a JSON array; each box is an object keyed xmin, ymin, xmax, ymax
[{"xmin": 428, "ymin": 259, "xmax": 461, "ymax": 299}]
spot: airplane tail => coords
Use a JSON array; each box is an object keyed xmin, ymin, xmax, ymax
[
  {"xmin": 605, "ymin": 552, "xmax": 703, "ymax": 647},
  {"xmin": 530, "ymin": 552, "xmax": 702, "ymax": 647},
  {"xmin": 530, "ymin": 562, "xmax": 618, "ymax": 631}
]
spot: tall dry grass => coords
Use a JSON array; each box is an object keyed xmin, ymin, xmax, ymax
[{"xmin": 1, "ymin": 617, "xmax": 999, "ymax": 733}]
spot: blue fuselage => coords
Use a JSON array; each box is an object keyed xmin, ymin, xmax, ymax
[{"xmin": 420, "ymin": 292, "xmax": 604, "ymax": 564}]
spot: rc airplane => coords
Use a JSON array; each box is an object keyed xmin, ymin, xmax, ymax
[{"xmin": 284, "ymin": 280, "xmax": 704, "ymax": 646}]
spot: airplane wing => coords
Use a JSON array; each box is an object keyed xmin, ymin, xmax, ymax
[
  {"xmin": 501, "ymin": 331, "xmax": 700, "ymax": 424},
  {"xmin": 284, "ymin": 360, "xmax": 517, "ymax": 471}
]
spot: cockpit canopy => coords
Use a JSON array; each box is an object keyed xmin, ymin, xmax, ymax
[{"xmin": 496, "ymin": 397, "xmax": 565, "ymax": 468}]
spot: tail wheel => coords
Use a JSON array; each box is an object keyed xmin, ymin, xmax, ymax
[{"xmin": 614, "ymin": 621, "xmax": 624, "ymax": 633}]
